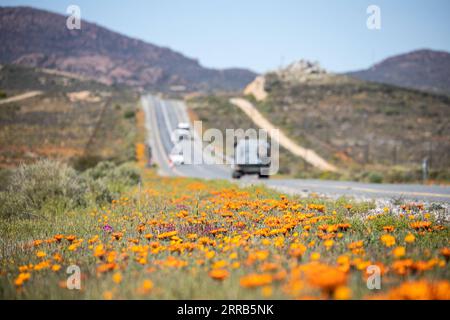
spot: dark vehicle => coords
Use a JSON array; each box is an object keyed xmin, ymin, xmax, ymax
[{"xmin": 232, "ymin": 138, "xmax": 271, "ymax": 179}]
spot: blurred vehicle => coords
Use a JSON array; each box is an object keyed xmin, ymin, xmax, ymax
[
  {"xmin": 169, "ymin": 152, "xmax": 184, "ymax": 165},
  {"xmin": 169, "ymin": 143, "xmax": 185, "ymax": 165},
  {"xmin": 171, "ymin": 122, "xmax": 191, "ymax": 143},
  {"xmin": 177, "ymin": 122, "xmax": 190, "ymax": 130},
  {"xmin": 232, "ymin": 138, "xmax": 271, "ymax": 179}
]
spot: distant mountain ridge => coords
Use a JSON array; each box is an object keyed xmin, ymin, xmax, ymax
[
  {"xmin": 347, "ymin": 49, "xmax": 450, "ymax": 95},
  {"xmin": 0, "ymin": 6, "xmax": 257, "ymax": 92}
]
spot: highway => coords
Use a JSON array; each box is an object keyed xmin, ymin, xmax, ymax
[
  {"xmin": 142, "ymin": 95, "xmax": 450, "ymax": 203},
  {"xmin": 142, "ymin": 95, "xmax": 230, "ymax": 179}
]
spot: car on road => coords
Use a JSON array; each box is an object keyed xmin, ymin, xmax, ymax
[
  {"xmin": 169, "ymin": 143, "xmax": 186, "ymax": 166},
  {"xmin": 169, "ymin": 153, "xmax": 184, "ymax": 165},
  {"xmin": 232, "ymin": 138, "xmax": 271, "ymax": 179},
  {"xmin": 169, "ymin": 150, "xmax": 185, "ymax": 165}
]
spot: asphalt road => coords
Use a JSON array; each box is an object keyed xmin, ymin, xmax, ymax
[
  {"xmin": 142, "ymin": 95, "xmax": 229, "ymax": 179},
  {"xmin": 142, "ymin": 95, "xmax": 450, "ymax": 203}
]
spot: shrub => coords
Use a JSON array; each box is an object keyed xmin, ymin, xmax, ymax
[
  {"xmin": 0, "ymin": 169, "xmax": 12, "ymax": 192},
  {"xmin": 83, "ymin": 161, "xmax": 116, "ymax": 180},
  {"xmin": 0, "ymin": 160, "xmax": 141, "ymax": 219},
  {"xmin": 0, "ymin": 160, "xmax": 87, "ymax": 219},
  {"xmin": 367, "ymin": 171, "xmax": 384, "ymax": 184},
  {"xmin": 71, "ymin": 154, "xmax": 104, "ymax": 171},
  {"xmin": 319, "ymin": 171, "xmax": 342, "ymax": 181},
  {"xmin": 385, "ymin": 168, "xmax": 418, "ymax": 183},
  {"xmin": 429, "ymin": 169, "xmax": 450, "ymax": 182},
  {"xmin": 83, "ymin": 177, "xmax": 114, "ymax": 205},
  {"xmin": 124, "ymin": 110, "xmax": 135, "ymax": 119},
  {"xmin": 83, "ymin": 161, "xmax": 141, "ymax": 197}
]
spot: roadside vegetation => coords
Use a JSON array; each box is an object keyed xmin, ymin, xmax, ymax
[
  {"xmin": 187, "ymin": 83, "xmax": 450, "ymax": 184},
  {"xmin": 0, "ymin": 65, "xmax": 448, "ymax": 300},
  {"xmin": 0, "ymin": 64, "xmax": 139, "ymax": 171},
  {"xmin": 0, "ymin": 160, "xmax": 141, "ymax": 220},
  {"xmin": 1, "ymin": 156, "xmax": 448, "ymax": 299},
  {"xmin": 254, "ymin": 72, "xmax": 450, "ymax": 183}
]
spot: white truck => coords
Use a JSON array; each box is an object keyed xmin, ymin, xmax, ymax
[
  {"xmin": 171, "ymin": 122, "xmax": 191, "ymax": 144},
  {"xmin": 169, "ymin": 123, "xmax": 191, "ymax": 165}
]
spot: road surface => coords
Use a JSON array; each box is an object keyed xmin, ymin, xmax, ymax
[
  {"xmin": 142, "ymin": 95, "xmax": 450, "ymax": 203},
  {"xmin": 142, "ymin": 95, "xmax": 229, "ymax": 179}
]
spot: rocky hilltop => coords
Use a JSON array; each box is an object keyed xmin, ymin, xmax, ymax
[
  {"xmin": 245, "ymin": 60, "xmax": 332, "ymax": 101},
  {"xmin": 276, "ymin": 60, "xmax": 327, "ymax": 83}
]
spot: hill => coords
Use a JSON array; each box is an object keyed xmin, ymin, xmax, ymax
[
  {"xmin": 0, "ymin": 6, "xmax": 257, "ymax": 93},
  {"xmin": 0, "ymin": 64, "xmax": 139, "ymax": 170},
  {"xmin": 235, "ymin": 60, "xmax": 450, "ymax": 182},
  {"xmin": 347, "ymin": 49, "xmax": 450, "ymax": 95}
]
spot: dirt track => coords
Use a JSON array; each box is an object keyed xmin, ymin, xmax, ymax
[
  {"xmin": 230, "ymin": 97, "xmax": 337, "ymax": 172},
  {"xmin": 0, "ymin": 91, "xmax": 43, "ymax": 105}
]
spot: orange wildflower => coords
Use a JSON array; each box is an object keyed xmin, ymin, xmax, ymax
[
  {"xmin": 387, "ymin": 281, "xmax": 433, "ymax": 300},
  {"xmin": 112, "ymin": 272, "xmax": 122, "ymax": 284},
  {"xmin": 380, "ymin": 234, "xmax": 396, "ymax": 247},
  {"xmin": 433, "ymin": 281, "xmax": 450, "ymax": 300},
  {"xmin": 440, "ymin": 247, "xmax": 450, "ymax": 260},
  {"xmin": 210, "ymin": 228, "xmax": 227, "ymax": 235},
  {"xmin": 33, "ymin": 240, "xmax": 43, "ymax": 247},
  {"xmin": 97, "ymin": 263, "xmax": 117, "ymax": 274},
  {"xmin": 34, "ymin": 260, "xmax": 51, "ymax": 271},
  {"xmin": 289, "ymin": 243, "xmax": 307, "ymax": 258},
  {"xmin": 324, "ymin": 239, "xmax": 334, "ymax": 250},
  {"xmin": 53, "ymin": 253, "xmax": 63, "ymax": 262},
  {"xmin": 18, "ymin": 265, "xmax": 31, "ymax": 273},
  {"xmin": 93, "ymin": 244, "xmax": 106, "ymax": 258},
  {"xmin": 88, "ymin": 235, "xmax": 99, "ymax": 244},
  {"xmin": 302, "ymin": 263, "xmax": 348, "ymax": 295},
  {"xmin": 209, "ymin": 269, "xmax": 229, "ymax": 281},
  {"xmin": 334, "ymin": 286, "xmax": 352, "ymax": 300},
  {"xmin": 36, "ymin": 251, "xmax": 46, "ymax": 258},
  {"xmin": 51, "ymin": 264, "xmax": 61, "ymax": 272},
  {"xmin": 391, "ymin": 259, "xmax": 414, "ymax": 275},
  {"xmin": 348, "ymin": 241, "xmax": 364, "ymax": 250},
  {"xmin": 139, "ymin": 279, "xmax": 153, "ymax": 294},
  {"xmin": 310, "ymin": 252, "xmax": 320, "ymax": 261},
  {"xmin": 66, "ymin": 235, "xmax": 77, "ymax": 243},
  {"xmin": 392, "ymin": 246, "xmax": 406, "ymax": 259},
  {"xmin": 14, "ymin": 272, "xmax": 31, "ymax": 287},
  {"xmin": 54, "ymin": 234, "xmax": 64, "ymax": 242},
  {"xmin": 137, "ymin": 223, "xmax": 146, "ymax": 234},
  {"xmin": 404, "ymin": 233, "xmax": 416, "ymax": 244},
  {"xmin": 410, "ymin": 221, "xmax": 432, "ymax": 230},
  {"xmin": 112, "ymin": 232, "xmax": 123, "ymax": 241},
  {"xmin": 240, "ymin": 273, "xmax": 273, "ymax": 288},
  {"xmin": 144, "ymin": 234, "xmax": 153, "ymax": 240},
  {"xmin": 157, "ymin": 231, "xmax": 177, "ymax": 239}
]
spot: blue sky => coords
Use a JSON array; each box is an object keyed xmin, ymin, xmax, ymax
[{"xmin": 2, "ymin": 0, "xmax": 450, "ymax": 73}]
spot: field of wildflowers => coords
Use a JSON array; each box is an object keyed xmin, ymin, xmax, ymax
[{"xmin": 1, "ymin": 161, "xmax": 449, "ymax": 300}]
